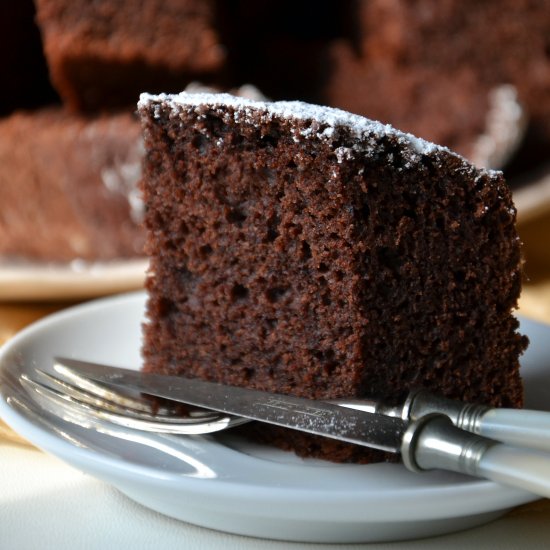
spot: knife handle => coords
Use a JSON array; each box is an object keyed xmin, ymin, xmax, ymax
[
  {"xmin": 405, "ymin": 390, "xmax": 550, "ymax": 453},
  {"xmin": 402, "ymin": 414, "xmax": 550, "ymax": 499},
  {"xmin": 477, "ymin": 444, "xmax": 550, "ymax": 498}
]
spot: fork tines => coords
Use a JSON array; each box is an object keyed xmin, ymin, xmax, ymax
[{"xmin": 19, "ymin": 367, "xmax": 250, "ymax": 435}]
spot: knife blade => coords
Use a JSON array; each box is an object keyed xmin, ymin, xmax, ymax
[{"xmin": 53, "ymin": 357, "xmax": 406, "ymax": 453}]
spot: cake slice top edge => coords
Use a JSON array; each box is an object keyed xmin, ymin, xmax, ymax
[{"xmin": 137, "ymin": 91, "xmax": 502, "ymax": 180}]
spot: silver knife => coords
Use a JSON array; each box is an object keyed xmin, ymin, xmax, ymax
[{"xmin": 53, "ymin": 357, "xmax": 550, "ymax": 499}]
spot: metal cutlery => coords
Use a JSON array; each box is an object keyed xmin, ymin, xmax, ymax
[
  {"xmin": 47, "ymin": 356, "xmax": 550, "ymax": 454},
  {"xmin": 337, "ymin": 389, "xmax": 550, "ymax": 454},
  {"xmin": 21, "ymin": 371, "xmax": 250, "ymax": 435},
  {"xmin": 19, "ymin": 356, "xmax": 550, "ymax": 500}
]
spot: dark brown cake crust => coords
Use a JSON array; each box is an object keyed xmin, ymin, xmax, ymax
[
  {"xmin": 0, "ymin": 108, "xmax": 144, "ymax": 261},
  {"xmin": 138, "ymin": 93, "xmax": 526, "ymax": 462}
]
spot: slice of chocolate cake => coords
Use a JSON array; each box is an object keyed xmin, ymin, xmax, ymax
[{"xmin": 138, "ymin": 92, "xmax": 527, "ymax": 462}]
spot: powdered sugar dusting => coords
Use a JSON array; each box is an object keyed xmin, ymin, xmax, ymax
[{"xmin": 138, "ymin": 91, "xmax": 495, "ymax": 175}]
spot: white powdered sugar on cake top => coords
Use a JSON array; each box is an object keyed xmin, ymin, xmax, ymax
[{"xmin": 138, "ymin": 91, "xmax": 498, "ymax": 176}]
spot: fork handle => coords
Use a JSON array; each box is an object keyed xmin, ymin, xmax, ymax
[
  {"xmin": 477, "ymin": 409, "xmax": 550, "ymax": 453},
  {"xmin": 406, "ymin": 390, "xmax": 550, "ymax": 453}
]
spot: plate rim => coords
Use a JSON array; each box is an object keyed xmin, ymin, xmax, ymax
[{"xmin": 0, "ymin": 259, "xmax": 148, "ymax": 301}]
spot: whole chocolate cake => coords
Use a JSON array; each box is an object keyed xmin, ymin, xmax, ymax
[{"xmin": 137, "ymin": 92, "xmax": 527, "ymax": 463}]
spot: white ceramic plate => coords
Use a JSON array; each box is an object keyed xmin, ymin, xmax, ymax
[
  {"xmin": 0, "ymin": 259, "xmax": 148, "ymax": 301},
  {"xmin": 0, "ymin": 292, "xmax": 546, "ymax": 543}
]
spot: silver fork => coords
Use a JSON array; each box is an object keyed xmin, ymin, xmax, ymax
[
  {"xmin": 17, "ymin": 361, "xmax": 550, "ymax": 500},
  {"xmin": 21, "ymin": 362, "xmax": 550, "ymax": 454},
  {"xmin": 21, "ymin": 370, "xmax": 251, "ymax": 435},
  {"xmin": 21, "ymin": 360, "xmax": 550, "ymax": 452}
]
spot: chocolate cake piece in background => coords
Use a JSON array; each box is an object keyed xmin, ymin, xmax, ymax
[
  {"xmin": 0, "ymin": 108, "xmax": 144, "ymax": 262},
  {"xmin": 138, "ymin": 92, "xmax": 527, "ymax": 462},
  {"xmin": 34, "ymin": 0, "xmax": 228, "ymax": 112}
]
